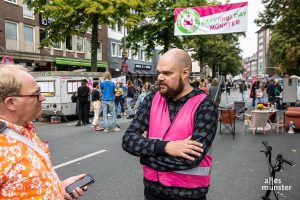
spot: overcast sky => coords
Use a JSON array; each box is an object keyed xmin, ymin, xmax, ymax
[{"xmin": 221, "ymin": 0, "xmax": 265, "ymax": 58}]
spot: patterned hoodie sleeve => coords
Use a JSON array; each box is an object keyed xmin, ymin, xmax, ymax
[{"xmin": 122, "ymin": 93, "xmax": 169, "ymax": 157}]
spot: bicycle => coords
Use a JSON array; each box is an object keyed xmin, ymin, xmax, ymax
[{"xmin": 260, "ymin": 141, "xmax": 296, "ymax": 200}]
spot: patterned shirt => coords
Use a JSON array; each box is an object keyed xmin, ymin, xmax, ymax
[
  {"xmin": 0, "ymin": 120, "xmax": 64, "ymax": 200},
  {"xmin": 122, "ymin": 88, "xmax": 218, "ymax": 200}
]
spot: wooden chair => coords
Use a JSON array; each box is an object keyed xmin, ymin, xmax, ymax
[
  {"xmin": 251, "ymin": 111, "xmax": 270, "ymax": 135},
  {"xmin": 272, "ymin": 116, "xmax": 284, "ymax": 134}
]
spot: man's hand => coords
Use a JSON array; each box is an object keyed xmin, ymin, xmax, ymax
[
  {"xmin": 62, "ymin": 174, "xmax": 87, "ymax": 200},
  {"xmin": 164, "ymin": 136, "xmax": 203, "ymax": 161}
]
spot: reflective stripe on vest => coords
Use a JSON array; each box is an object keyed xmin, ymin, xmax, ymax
[
  {"xmin": 174, "ymin": 166, "xmax": 211, "ymax": 176},
  {"xmin": 2, "ymin": 128, "xmax": 50, "ymax": 163}
]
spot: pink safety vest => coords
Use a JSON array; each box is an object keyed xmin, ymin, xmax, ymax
[{"xmin": 143, "ymin": 92, "xmax": 212, "ymax": 188}]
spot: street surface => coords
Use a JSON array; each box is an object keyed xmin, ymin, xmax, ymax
[{"xmin": 36, "ymin": 89, "xmax": 300, "ymax": 200}]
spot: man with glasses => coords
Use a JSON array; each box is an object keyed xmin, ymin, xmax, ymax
[{"xmin": 0, "ymin": 64, "xmax": 87, "ymax": 199}]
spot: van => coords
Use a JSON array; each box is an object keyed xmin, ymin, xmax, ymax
[{"xmin": 30, "ymin": 71, "xmax": 103, "ymax": 117}]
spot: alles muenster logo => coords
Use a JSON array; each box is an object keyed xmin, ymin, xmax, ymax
[{"xmin": 176, "ymin": 8, "xmax": 201, "ymax": 34}]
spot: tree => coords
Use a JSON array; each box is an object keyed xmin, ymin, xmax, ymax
[
  {"xmin": 25, "ymin": 0, "xmax": 150, "ymax": 71},
  {"xmin": 255, "ymin": 0, "xmax": 300, "ymax": 75},
  {"xmin": 187, "ymin": 34, "xmax": 242, "ymax": 78},
  {"xmin": 125, "ymin": 0, "xmax": 208, "ymax": 56}
]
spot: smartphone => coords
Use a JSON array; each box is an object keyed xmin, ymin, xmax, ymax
[{"xmin": 65, "ymin": 174, "xmax": 95, "ymax": 195}]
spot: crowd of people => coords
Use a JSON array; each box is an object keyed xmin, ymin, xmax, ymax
[
  {"xmin": 73, "ymin": 72, "xmax": 156, "ymax": 133},
  {"xmin": 250, "ymin": 79, "xmax": 282, "ymax": 108}
]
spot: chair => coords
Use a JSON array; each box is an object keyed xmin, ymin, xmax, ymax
[
  {"xmin": 251, "ymin": 111, "xmax": 270, "ymax": 135},
  {"xmin": 234, "ymin": 101, "xmax": 247, "ymax": 120},
  {"xmin": 272, "ymin": 116, "xmax": 284, "ymax": 134},
  {"xmin": 219, "ymin": 107, "xmax": 236, "ymax": 139}
]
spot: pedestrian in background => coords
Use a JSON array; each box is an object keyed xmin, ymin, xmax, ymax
[
  {"xmin": 135, "ymin": 82, "xmax": 151, "ymax": 112},
  {"xmin": 208, "ymin": 78, "xmax": 221, "ymax": 106},
  {"xmin": 266, "ymin": 79, "xmax": 275, "ymax": 104},
  {"xmin": 251, "ymin": 80, "xmax": 260, "ymax": 107},
  {"xmin": 100, "ymin": 71, "xmax": 120, "ymax": 132},
  {"xmin": 0, "ymin": 64, "xmax": 87, "ymax": 199},
  {"xmin": 239, "ymin": 80, "xmax": 247, "ymax": 101},
  {"xmin": 75, "ymin": 79, "xmax": 90, "ymax": 126},
  {"xmin": 91, "ymin": 82, "xmax": 104, "ymax": 131},
  {"xmin": 122, "ymin": 48, "xmax": 218, "ymax": 200},
  {"xmin": 120, "ymin": 82, "xmax": 127, "ymax": 116},
  {"xmin": 126, "ymin": 80, "xmax": 135, "ymax": 119},
  {"xmin": 115, "ymin": 82, "xmax": 124, "ymax": 119},
  {"xmin": 200, "ymin": 79, "xmax": 208, "ymax": 93}
]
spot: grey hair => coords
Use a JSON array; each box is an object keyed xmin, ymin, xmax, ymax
[{"xmin": 0, "ymin": 64, "xmax": 28, "ymax": 102}]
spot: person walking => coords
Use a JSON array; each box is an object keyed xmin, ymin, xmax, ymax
[
  {"xmin": 251, "ymin": 80, "xmax": 260, "ymax": 107},
  {"xmin": 75, "ymin": 79, "xmax": 90, "ymax": 126},
  {"xmin": 122, "ymin": 48, "xmax": 218, "ymax": 200},
  {"xmin": 239, "ymin": 80, "xmax": 247, "ymax": 101},
  {"xmin": 115, "ymin": 82, "xmax": 124, "ymax": 119},
  {"xmin": 100, "ymin": 72, "xmax": 120, "ymax": 132},
  {"xmin": 135, "ymin": 82, "xmax": 152, "ymax": 112},
  {"xmin": 208, "ymin": 78, "xmax": 221, "ymax": 106},
  {"xmin": 266, "ymin": 79, "xmax": 275, "ymax": 104},
  {"xmin": 0, "ymin": 64, "xmax": 87, "ymax": 199},
  {"xmin": 126, "ymin": 80, "xmax": 135, "ymax": 119},
  {"xmin": 91, "ymin": 82, "xmax": 104, "ymax": 131}
]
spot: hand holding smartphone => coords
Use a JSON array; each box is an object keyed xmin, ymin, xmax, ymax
[{"xmin": 65, "ymin": 174, "xmax": 95, "ymax": 196}]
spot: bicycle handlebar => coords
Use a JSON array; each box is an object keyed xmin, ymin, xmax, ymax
[
  {"xmin": 277, "ymin": 154, "xmax": 296, "ymax": 167},
  {"xmin": 262, "ymin": 141, "xmax": 272, "ymax": 151}
]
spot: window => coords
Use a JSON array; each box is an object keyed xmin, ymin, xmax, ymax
[
  {"xmin": 87, "ymin": 26, "xmax": 92, "ymax": 34},
  {"xmin": 23, "ymin": 3, "xmax": 34, "ymax": 19},
  {"xmin": 37, "ymin": 81, "xmax": 55, "ymax": 97},
  {"xmin": 141, "ymin": 50, "xmax": 145, "ymax": 61},
  {"xmin": 97, "ymin": 41, "xmax": 102, "ymax": 60},
  {"xmin": 53, "ymin": 41, "xmax": 62, "ymax": 49},
  {"xmin": 5, "ymin": 21, "xmax": 18, "ymax": 50},
  {"xmin": 66, "ymin": 35, "xmax": 73, "ymax": 51},
  {"xmin": 117, "ymin": 24, "xmax": 122, "ymax": 32},
  {"xmin": 117, "ymin": 44, "xmax": 122, "ymax": 57},
  {"xmin": 4, "ymin": 0, "xmax": 17, "ymax": 4},
  {"xmin": 132, "ymin": 50, "xmax": 139, "ymax": 60},
  {"xmin": 77, "ymin": 36, "xmax": 84, "ymax": 52},
  {"xmin": 24, "ymin": 25, "xmax": 34, "ymax": 52},
  {"xmin": 127, "ymin": 48, "xmax": 131, "ymax": 59},
  {"xmin": 86, "ymin": 38, "xmax": 91, "ymax": 59},
  {"xmin": 67, "ymin": 80, "xmax": 81, "ymax": 93},
  {"xmin": 259, "ymin": 38, "xmax": 263, "ymax": 43},
  {"xmin": 259, "ymin": 45, "xmax": 263, "ymax": 50},
  {"xmin": 111, "ymin": 43, "xmax": 117, "ymax": 56},
  {"xmin": 258, "ymin": 51, "xmax": 263, "ymax": 56}
]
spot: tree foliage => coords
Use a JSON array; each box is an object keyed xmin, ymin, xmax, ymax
[
  {"xmin": 125, "ymin": 0, "xmax": 208, "ymax": 55},
  {"xmin": 25, "ymin": 0, "xmax": 150, "ymax": 71},
  {"xmin": 255, "ymin": 0, "xmax": 300, "ymax": 75},
  {"xmin": 187, "ymin": 34, "xmax": 242, "ymax": 77}
]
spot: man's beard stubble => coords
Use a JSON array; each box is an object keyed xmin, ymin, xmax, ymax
[{"xmin": 158, "ymin": 77, "xmax": 184, "ymax": 100}]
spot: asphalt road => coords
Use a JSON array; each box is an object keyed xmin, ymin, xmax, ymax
[{"xmin": 35, "ymin": 90, "xmax": 300, "ymax": 200}]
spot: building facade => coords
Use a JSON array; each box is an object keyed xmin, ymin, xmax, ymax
[
  {"xmin": 256, "ymin": 27, "xmax": 271, "ymax": 77},
  {"xmin": 243, "ymin": 53, "xmax": 258, "ymax": 78},
  {"xmin": 107, "ymin": 23, "xmax": 158, "ymax": 83},
  {"xmin": 0, "ymin": 0, "xmax": 108, "ymax": 71}
]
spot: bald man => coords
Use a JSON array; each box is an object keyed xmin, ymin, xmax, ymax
[
  {"xmin": 0, "ymin": 64, "xmax": 87, "ymax": 200},
  {"xmin": 122, "ymin": 49, "xmax": 218, "ymax": 200}
]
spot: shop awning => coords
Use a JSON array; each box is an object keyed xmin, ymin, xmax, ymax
[
  {"xmin": 134, "ymin": 69, "xmax": 145, "ymax": 75},
  {"xmin": 128, "ymin": 69, "xmax": 137, "ymax": 75},
  {"xmin": 55, "ymin": 57, "xmax": 107, "ymax": 69}
]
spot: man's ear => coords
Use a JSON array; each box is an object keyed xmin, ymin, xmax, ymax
[
  {"xmin": 182, "ymin": 67, "xmax": 190, "ymax": 79},
  {"xmin": 4, "ymin": 97, "xmax": 17, "ymax": 111}
]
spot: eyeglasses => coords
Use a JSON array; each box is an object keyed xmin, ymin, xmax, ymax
[{"xmin": 11, "ymin": 89, "xmax": 44, "ymax": 102}]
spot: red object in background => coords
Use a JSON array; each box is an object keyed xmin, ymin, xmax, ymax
[
  {"xmin": 122, "ymin": 63, "xmax": 128, "ymax": 73},
  {"xmin": 1, "ymin": 56, "xmax": 14, "ymax": 64}
]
